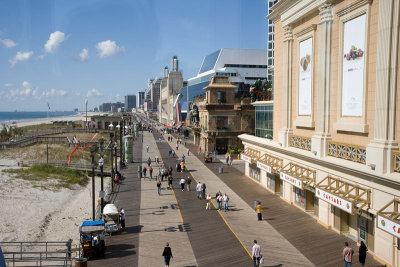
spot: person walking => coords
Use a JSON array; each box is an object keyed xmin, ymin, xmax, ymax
[
  {"xmin": 205, "ymin": 193, "xmax": 212, "ymax": 210},
  {"xmin": 225, "ymin": 152, "xmax": 229, "ymax": 165},
  {"xmin": 229, "ymin": 154, "xmax": 233, "ymax": 166},
  {"xmin": 179, "ymin": 178, "xmax": 185, "ymax": 191},
  {"xmin": 223, "ymin": 193, "xmax": 229, "ymax": 211},
  {"xmin": 157, "ymin": 179, "xmax": 162, "ymax": 196},
  {"xmin": 168, "ymin": 149, "xmax": 172, "ymax": 157},
  {"xmin": 146, "ymin": 145, "xmax": 149, "ymax": 153},
  {"xmin": 256, "ymin": 202, "xmax": 262, "ymax": 221},
  {"xmin": 217, "ymin": 193, "xmax": 223, "ymax": 210},
  {"xmin": 155, "ymin": 155, "xmax": 159, "ymax": 164},
  {"xmin": 359, "ymin": 241, "xmax": 368, "ymax": 267},
  {"xmin": 342, "ymin": 242, "xmax": 354, "ymax": 267},
  {"xmin": 147, "ymin": 157, "xmax": 152, "ymax": 167},
  {"xmin": 119, "ymin": 208, "xmax": 125, "ymax": 231},
  {"xmin": 187, "ymin": 148, "xmax": 190, "ymax": 156},
  {"xmin": 198, "ymin": 146, "xmax": 201, "ymax": 155},
  {"xmin": 176, "ymin": 143, "xmax": 179, "ymax": 151},
  {"xmin": 186, "ymin": 176, "xmax": 191, "ymax": 191},
  {"xmin": 149, "ymin": 167, "xmax": 153, "ymax": 180},
  {"xmin": 196, "ymin": 182, "xmax": 202, "ymax": 200},
  {"xmin": 180, "ymin": 161, "xmax": 184, "ymax": 172},
  {"xmin": 142, "ymin": 166, "xmax": 147, "ymax": 178},
  {"xmin": 172, "ymin": 150, "xmax": 175, "ymax": 158},
  {"xmin": 213, "ymin": 150, "xmax": 217, "ymax": 161},
  {"xmin": 162, "ymin": 242, "xmax": 173, "ymax": 267},
  {"xmin": 252, "ymin": 240, "xmax": 262, "ymax": 267},
  {"xmin": 168, "ymin": 167, "xmax": 173, "ymax": 176},
  {"xmin": 202, "ymin": 183, "xmax": 206, "ymax": 200},
  {"xmin": 168, "ymin": 175, "xmax": 173, "ymax": 189}
]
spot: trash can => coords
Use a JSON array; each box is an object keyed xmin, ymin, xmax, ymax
[
  {"xmin": 254, "ymin": 200, "xmax": 261, "ymax": 210},
  {"xmin": 137, "ymin": 165, "xmax": 142, "ymax": 179},
  {"xmin": 219, "ymin": 167, "xmax": 223, "ymax": 174},
  {"xmin": 75, "ymin": 258, "xmax": 87, "ymax": 267}
]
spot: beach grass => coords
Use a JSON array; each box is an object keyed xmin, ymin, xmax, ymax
[{"xmin": 3, "ymin": 164, "xmax": 88, "ymax": 190}]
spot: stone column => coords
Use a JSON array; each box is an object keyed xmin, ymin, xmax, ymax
[
  {"xmin": 311, "ymin": 4, "xmax": 333, "ymax": 157},
  {"xmin": 278, "ymin": 25, "xmax": 294, "ymax": 147},
  {"xmin": 366, "ymin": 0, "xmax": 400, "ymax": 174}
]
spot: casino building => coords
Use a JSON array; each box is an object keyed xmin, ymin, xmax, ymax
[{"xmin": 239, "ymin": 0, "xmax": 400, "ymax": 265}]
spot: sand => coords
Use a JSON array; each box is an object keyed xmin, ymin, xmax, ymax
[{"xmin": 0, "ymin": 158, "xmax": 110, "ymax": 251}]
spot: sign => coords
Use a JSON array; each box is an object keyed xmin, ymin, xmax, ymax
[
  {"xmin": 377, "ymin": 215, "xmax": 400, "ymax": 239},
  {"xmin": 316, "ymin": 188, "xmax": 353, "ymax": 214},
  {"xmin": 240, "ymin": 154, "xmax": 251, "ymax": 163},
  {"xmin": 257, "ymin": 161, "xmax": 272, "ymax": 174},
  {"xmin": 280, "ymin": 172, "xmax": 303, "ymax": 189},
  {"xmin": 298, "ymin": 37, "xmax": 313, "ymax": 115}
]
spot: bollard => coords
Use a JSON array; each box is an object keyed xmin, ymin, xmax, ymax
[
  {"xmin": 75, "ymin": 258, "xmax": 88, "ymax": 267},
  {"xmin": 219, "ymin": 167, "xmax": 223, "ymax": 174}
]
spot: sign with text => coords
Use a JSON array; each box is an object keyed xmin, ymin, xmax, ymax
[
  {"xmin": 257, "ymin": 161, "xmax": 272, "ymax": 174},
  {"xmin": 316, "ymin": 188, "xmax": 353, "ymax": 214},
  {"xmin": 280, "ymin": 172, "xmax": 303, "ymax": 189},
  {"xmin": 240, "ymin": 154, "xmax": 251, "ymax": 163},
  {"xmin": 377, "ymin": 215, "xmax": 400, "ymax": 239}
]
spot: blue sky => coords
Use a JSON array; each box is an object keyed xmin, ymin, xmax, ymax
[{"xmin": 0, "ymin": 0, "xmax": 268, "ymax": 111}]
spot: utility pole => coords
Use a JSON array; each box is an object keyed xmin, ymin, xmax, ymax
[
  {"xmin": 98, "ymin": 138, "xmax": 104, "ymax": 212},
  {"xmin": 85, "ymin": 99, "xmax": 88, "ymax": 130},
  {"xmin": 120, "ymin": 118, "xmax": 124, "ymax": 167},
  {"xmin": 90, "ymin": 144, "xmax": 97, "ymax": 221},
  {"xmin": 110, "ymin": 132, "xmax": 114, "ymax": 192}
]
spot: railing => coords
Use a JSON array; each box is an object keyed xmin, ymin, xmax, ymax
[
  {"xmin": 289, "ymin": 135, "xmax": 311, "ymax": 151},
  {"xmin": 394, "ymin": 151, "xmax": 400, "ymax": 173},
  {"xmin": 0, "ymin": 240, "xmax": 72, "ymax": 266},
  {"xmin": 327, "ymin": 141, "xmax": 366, "ymax": 164}
]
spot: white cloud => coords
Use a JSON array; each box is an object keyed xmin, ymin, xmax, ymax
[
  {"xmin": 0, "ymin": 38, "xmax": 16, "ymax": 48},
  {"xmin": 44, "ymin": 31, "xmax": 67, "ymax": 54},
  {"xmin": 79, "ymin": 48, "xmax": 89, "ymax": 62},
  {"xmin": 37, "ymin": 54, "xmax": 46, "ymax": 60},
  {"xmin": 96, "ymin": 40, "xmax": 124, "ymax": 58},
  {"xmin": 42, "ymin": 88, "xmax": 68, "ymax": 98},
  {"xmin": 4, "ymin": 83, "xmax": 13, "ymax": 87},
  {"xmin": 22, "ymin": 81, "xmax": 31, "ymax": 90},
  {"xmin": 9, "ymin": 51, "xmax": 33, "ymax": 67},
  {"xmin": 87, "ymin": 88, "xmax": 103, "ymax": 97},
  {"xmin": 75, "ymin": 92, "xmax": 81, "ymax": 96}
]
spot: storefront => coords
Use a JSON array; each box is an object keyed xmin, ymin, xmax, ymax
[
  {"xmin": 280, "ymin": 162, "xmax": 316, "ymax": 212},
  {"xmin": 257, "ymin": 153, "xmax": 283, "ymax": 194},
  {"xmin": 316, "ymin": 176, "xmax": 373, "ymax": 249},
  {"xmin": 240, "ymin": 147, "xmax": 261, "ymax": 182}
]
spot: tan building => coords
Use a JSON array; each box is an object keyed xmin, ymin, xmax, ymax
[
  {"xmin": 194, "ymin": 76, "xmax": 254, "ymax": 154},
  {"xmin": 239, "ymin": 0, "xmax": 400, "ymax": 265}
]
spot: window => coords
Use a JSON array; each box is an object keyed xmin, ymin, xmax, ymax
[
  {"xmin": 268, "ymin": 43, "xmax": 273, "ymax": 49},
  {"xmin": 268, "ymin": 51, "xmax": 273, "ymax": 58},
  {"xmin": 268, "ymin": 59, "xmax": 273, "ymax": 66},
  {"xmin": 255, "ymin": 105, "xmax": 273, "ymax": 139},
  {"xmin": 217, "ymin": 91, "xmax": 226, "ymax": 103}
]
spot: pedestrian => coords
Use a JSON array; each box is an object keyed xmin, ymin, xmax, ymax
[
  {"xmin": 256, "ymin": 201, "xmax": 262, "ymax": 221},
  {"xmin": 223, "ymin": 193, "xmax": 229, "ymax": 211},
  {"xmin": 186, "ymin": 176, "xmax": 191, "ymax": 191},
  {"xmin": 168, "ymin": 149, "xmax": 172, "ymax": 157},
  {"xmin": 342, "ymin": 242, "xmax": 354, "ymax": 267},
  {"xmin": 168, "ymin": 175, "xmax": 173, "ymax": 189},
  {"xmin": 225, "ymin": 152, "xmax": 229, "ymax": 165},
  {"xmin": 159, "ymin": 137, "xmax": 162, "ymax": 143},
  {"xmin": 168, "ymin": 167, "xmax": 173, "ymax": 176},
  {"xmin": 172, "ymin": 150, "xmax": 175, "ymax": 157},
  {"xmin": 179, "ymin": 178, "xmax": 185, "ymax": 191},
  {"xmin": 196, "ymin": 182, "xmax": 202, "ymax": 199},
  {"xmin": 213, "ymin": 150, "xmax": 216, "ymax": 161},
  {"xmin": 142, "ymin": 166, "xmax": 147, "ymax": 177},
  {"xmin": 146, "ymin": 145, "xmax": 149, "ymax": 152},
  {"xmin": 119, "ymin": 208, "xmax": 125, "ymax": 231},
  {"xmin": 198, "ymin": 146, "xmax": 201, "ymax": 155},
  {"xmin": 149, "ymin": 167, "xmax": 153, "ymax": 180},
  {"xmin": 229, "ymin": 154, "xmax": 233, "ymax": 166},
  {"xmin": 147, "ymin": 157, "xmax": 152, "ymax": 167},
  {"xmin": 359, "ymin": 241, "xmax": 368, "ymax": 267},
  {"xmin": 158, "ymin": 168, "xmax": 162, "ymax": 181},
  {"xmin": 180, "ymin": 161, "xmax": 184, "ymax": 172},
  {"xmin": 181, "ymin": 154, "xmax": 185, "ymax": 163},
  {"xmin": 162, "ymin": 242, "xmax": 173, "ymax": 267},
  {"xmin": 217, "ymin": 193, "xmax": 223, "ymax": 210},
  {"xmin": 202, "ymin": 183, "xmax": 206, "ymax": 200},
  {"xmin": 187, "ymin": 148, "xmax": 190, "ymax": 156},
  {"xmin": 157, "ymin": 179, "xmax": 162, "ymax": 196},
  {"xmin": 175, "ymin": 143, "xmax": 179, "ymax": 151},
  {"xmin": 184, "ymin": 141, "xmax": 186, "ymax": 146},
  {"xmin": 206, "ymin": 193, "xmax": 212, "ymax": 210},
  {"xmin": 252, "ymin": 240, "xmax": 262, "ymax": 267},
  {"xmin": 155, "ymin": 155, "xmax": 159, "ymax": 164}
]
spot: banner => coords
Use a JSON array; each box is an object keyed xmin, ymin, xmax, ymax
[
  {"xmin": 68, "ymin": 141, "xmax": 80, "ymax": 166},
  {"xmin": 81, "ymin": 133, "xmax": 98, "ymax": 152},
  {"xmin": 298, "ymin": 37, "xmax": 312, "ymax": 115}
]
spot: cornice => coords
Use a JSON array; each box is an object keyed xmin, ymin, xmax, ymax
[
  {"xmin": 336, "ymin": 0, "xmax": 373, "ymax": 17},
  {"xmin": 294, "ymin": 24, "xmax": 317, "ymax": 37}
]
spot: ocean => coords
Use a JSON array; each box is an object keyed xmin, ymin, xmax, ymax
[{"xmin": 0, "ymin": 111, "xmax": 78, "ymax": 123}]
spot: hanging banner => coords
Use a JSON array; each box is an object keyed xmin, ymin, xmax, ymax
[
  {"xmin": 68, "ymin": 141, "xmax": 80, "ymax": 166},
  {"xmin": 316, "ymin": 187, "xmax": 353, "ymax": 214},
  {"xmin": 298, "ymin": 37, "xmax": 312, "ymax": 115},
  {"xmin": 240, "ymin": 154, "xmax": 251, "ymax": 163},
  {"xmin": 280, "ymin": 172, "xmax": 303, "ymax": 189},
  {"xmin": 81, "ymin": 133, "xmax": 99, "ymax": 152},
  {"xmin": 257, "ymin": 161, "xmax": 272, "ymax": 174},
  {"xmin": 377, "ymin": 215, "xmax": 400, "ymax": 239}
]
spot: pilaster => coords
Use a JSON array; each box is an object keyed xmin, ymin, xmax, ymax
[
  {"xmin": 278, "ymin": 25, "xmax": 294, "ymax": 147},
  {"xmin": 366, "ymin": 0, "xmax": 399, "ymax": 174},
  {"xmin": 312, "ymin": 4, "xmax": 333, "ymax": 157}
]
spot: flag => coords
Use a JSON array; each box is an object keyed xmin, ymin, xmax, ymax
[
  {"xmin": 81, "ymin": 133, "xmax": 98, "ymax": 152},
  {"xmin": 68, "ymin": 141, "xmax": 80, "ymax": 166}
]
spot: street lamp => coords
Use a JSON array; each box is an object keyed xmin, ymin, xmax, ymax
[
  {"xmin": 98, "ymin": 138, "xmax": 105, "ymax": 212},
  {"xmin": 109, "ymin": 123, "xmax": 115, "ymax": 192},
  {"xmin": 85, "ymin": 99, "xmax": 88, "ymax": 130},
  {"xmin": 89, "ymin": 143, "xmax": 98, "ymax": 221}
]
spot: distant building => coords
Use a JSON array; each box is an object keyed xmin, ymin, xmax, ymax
[
  {"xmin": 137, "ymin": 91, "xmax": 145, "ymax": 108},
  {"xmin": 266, "ymin": 0, "xmax": 278, "ymax": 81},
  {"xmin": 98, "ymin": 102, "xmax": 124, "ymax": 113},
  {"xmin": 124, "ymin": 95, "xmax": 136, "ymax": 111},
  {"xmin": 73, "ymin": 108, "xmax": 78, "ymax": 112}
]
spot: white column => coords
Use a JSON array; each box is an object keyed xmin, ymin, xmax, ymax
[
  {"xmin": 311, "ymin": 4, "xmax": 333, "ymax": 157},
  {"xmin": 278, "ymin": 26, "xmax": 294, "ymax": 147},
  {"xmin": 366, "ymin": 0, "xmax": 399, "ymax": 174}
]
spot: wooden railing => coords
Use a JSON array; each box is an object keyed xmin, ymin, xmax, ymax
[
  {"xmin": 394, "ymin": 151, "xmax": 400, "ymax": 173},
  {"xmin": 289, "ymin": 135, "xmax": 311, "ymax": 151},
  {"xmin": 327, "ymin": 141, "xmax": 366, "ymax": 164}
]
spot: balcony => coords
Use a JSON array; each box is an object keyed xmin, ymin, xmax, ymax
[
  {"xmin": 289, "ymin": 135, "xmax": 311, "ymax": 151},
  {"xmin": 327, "ymin": 141, "xmax": 366, "ymax": 164}
]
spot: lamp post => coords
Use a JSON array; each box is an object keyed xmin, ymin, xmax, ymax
[
  {"xmin": 89, "ymin": 143, "xmax": 98, "ymax": 221},
  {"xmin": 98, "ymin": 138, "xmax": 105, "ymax": 212},
  {"xmin": 85, "ymin": 99, "xmax": 88, "ymax": 130},
  {"xmin": 109, "ymin": 123, "xmax": 115, "ymax": 192}
]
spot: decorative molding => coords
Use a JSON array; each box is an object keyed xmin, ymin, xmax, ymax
[
  {"xmin": 294, "ymin": 24, "xmax": 317, "ymax": 37},
  {"xmin": 284, "ymin": 26, "xmax": 294, "ymax": 41},
  {"xmin": 319, "ymin": 4, "xmax": 333, "ymax": 23},
  {"xmin": 336, "ymin": 0, "xmax": 373, "ymax": 17}
]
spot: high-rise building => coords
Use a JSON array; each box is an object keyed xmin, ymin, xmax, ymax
[
  {"xmin": 266, "ymin": 0, "xmax": 278, "ymax": 82},
  {"xmin": 137, "ymin": 91, "xmax": 145, "ymax": 108},
  {"xmin": 124, "ymin": 95, "xmax": 136, "ymax": 111}
]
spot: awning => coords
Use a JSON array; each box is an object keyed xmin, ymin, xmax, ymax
[
  {"xmin": 377, "ymin": 199, "xmax": 400, "ymax": 238},
  {"xmin": 240, "ymin": 147, "xmax": 260, "ymax": 163},
  {"xmin": 257, "ymin": 153, "xmax": 283, "ymax": 174},
  {"xmin": 280, "ymin": 162, "xmax": 315, "ymax": 190},
  {"xmin": 315, "ymin": 176, "xmax": 370, "ymax": 215}
]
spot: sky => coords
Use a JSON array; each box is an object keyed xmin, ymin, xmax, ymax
[{"xmin": 0, "ymin": 0, "xmax": 268, "ymax": 111}]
